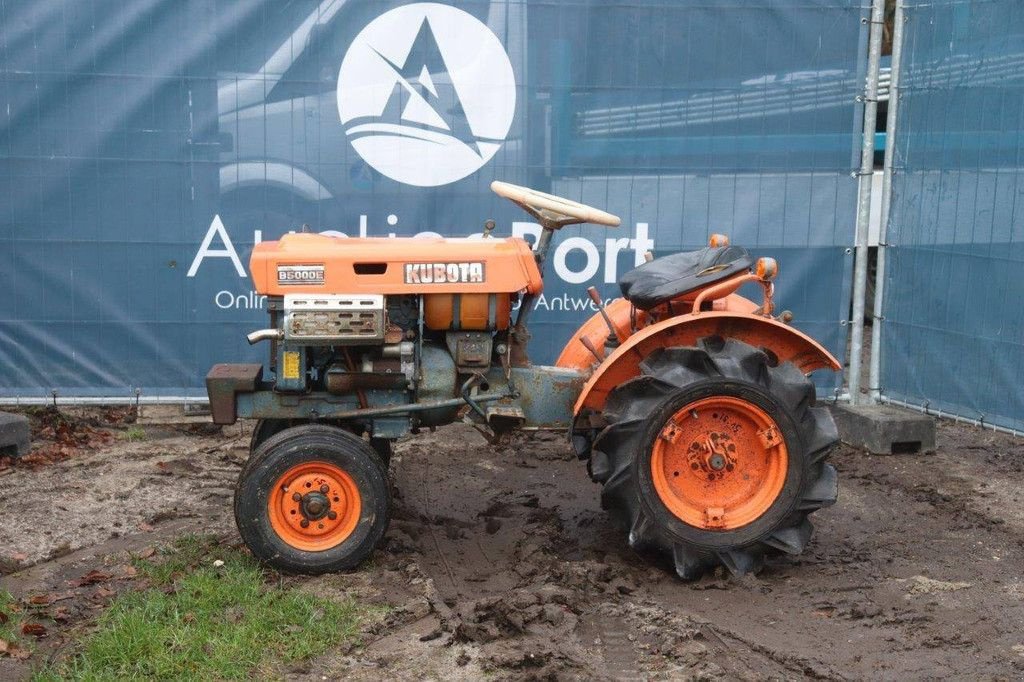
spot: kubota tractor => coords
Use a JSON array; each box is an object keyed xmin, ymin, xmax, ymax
[{"xmin": 207, "ymin": 182, "xmax": 840, "ymax": 579}]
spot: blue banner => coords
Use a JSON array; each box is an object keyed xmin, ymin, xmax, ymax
[{"xmin": 0, "ymin": 0, "xmax": 866, "ymax": 398}]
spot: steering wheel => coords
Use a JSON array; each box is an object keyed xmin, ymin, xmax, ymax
[{"xmin": 491, "ymin": 181, "xmax": 621, "ymax": 229}]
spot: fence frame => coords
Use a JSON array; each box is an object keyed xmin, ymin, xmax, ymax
[{"xmin": 846, "ymin": 0, "xmax": 888, "ymax": 405}]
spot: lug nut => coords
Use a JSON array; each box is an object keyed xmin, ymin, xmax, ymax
[
  {"xmin": 292, "ymin": 492, "xmax": 302, "ymax": 502},
  {"xmin": 320, "ymin": 484, "xmax": 329, "ymax": 494},
  {"xmin": 327, "ymin": 510, "xmax": 337, "ymax": 520},
  {"xmin": 300, "ymin": 519, "xmax": 310, "ymax": 528}
]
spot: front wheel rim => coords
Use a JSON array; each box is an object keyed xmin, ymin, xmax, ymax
[
  {"xmin": 267, "ymin": 461, "xmax": 361, "ymax": 551},
  {"xmin": 650, "ymin": 396, "xmax": 788, "ymax": 531}
]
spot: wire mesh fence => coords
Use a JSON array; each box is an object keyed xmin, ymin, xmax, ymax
[{"xmin": 881, "ymin": 0, "xmax": 1024, "ymax": 430}]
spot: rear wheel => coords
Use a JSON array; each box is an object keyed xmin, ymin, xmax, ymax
[
  {"xmin": 590, "ymin": 336, "xmax": 838, "ymax": 578},
  {"xmin": 235, "ymin": 424, "xmax": 391, "ymax": 574}
]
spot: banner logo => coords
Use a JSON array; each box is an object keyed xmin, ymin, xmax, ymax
[{"xmin": 337, "ymin": 3, "xmax": 516, "ymax": 187}]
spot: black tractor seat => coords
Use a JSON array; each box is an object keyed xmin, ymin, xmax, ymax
[{"xmin": 618, "ymin": 245, "xmax": 753, "ymax": 311}]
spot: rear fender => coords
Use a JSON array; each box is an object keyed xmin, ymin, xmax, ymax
[
  {"xmin": 573, "ymin": 311, "xmax": 841, "ymax": 414},
  {"xmin": 556, "ymin": 294, "xmax": 758, "ymax": 371}
]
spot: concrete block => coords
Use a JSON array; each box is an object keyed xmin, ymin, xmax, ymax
[
  {"xmin": 831, "ymin": 404, "xmax": 935, "ymax": 455},
  {"xmin": 0, "ymin": 411, "xmax": 30, "ymax": 457}
]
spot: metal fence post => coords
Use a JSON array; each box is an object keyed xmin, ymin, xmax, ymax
[
  {"xmin": 847, "ymin": 0, "xmax": 886, "ymax": 405},
  {"xmin": 869, "ymin": 0, "xmax": 906, "ymax": 403}
]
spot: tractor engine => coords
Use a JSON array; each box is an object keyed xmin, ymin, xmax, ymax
[
  {"xmin": 272, "ymin": 292, "xmax": 416, "ymax": 394},
  {"xmin": 227, "ymin": 231, "xmax": 549, "ymax": 439}
]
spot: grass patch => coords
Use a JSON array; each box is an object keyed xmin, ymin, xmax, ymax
[
  {"xmin": 118, "ymin": 426, "xmax": 146, "ymax": 442},
  {"xmin": 38, "ymin": 536, "xmax": 366, "ymax": 680},
  {"xmin": 0, "ymin": 590, "xmax": 32, "ymax": 659},
  {"xmin": 1, "ymin": 589, "xmax": 22, "ymax": 641},
  {"xmin": 130, "ymin": 534, "xmax": 215, "ymax": 587}
]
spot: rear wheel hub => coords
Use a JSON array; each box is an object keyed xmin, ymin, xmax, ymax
[{"xmin": 652, "ymin": 396, "xmax": 788, "ymax": 531}]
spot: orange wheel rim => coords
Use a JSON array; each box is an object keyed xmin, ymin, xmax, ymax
[
  {"xmin": 651, "ymin": 396, "xmax": 788, "ymax": 531},
  {"xmin": 268, "ymin": 462, "xmax": 361, "ymax": 551}
]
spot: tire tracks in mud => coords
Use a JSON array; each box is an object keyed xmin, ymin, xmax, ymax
[
  {"xmin": 579, "ymin": 610, "xmax": 641, "ymax": 681},
  {"xmin": 378, "ymin": 427, "xmax": 1024, "ymax": 680},
  {"xmin": 385, "ymin": 430, "xmax": 853, "ymax": 680}
]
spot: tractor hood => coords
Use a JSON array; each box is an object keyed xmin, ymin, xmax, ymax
[{"xmin": 250, "ymin": 233, "xmax": 543, "ymax": 297}]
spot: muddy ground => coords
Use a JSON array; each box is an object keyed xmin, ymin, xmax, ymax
[{"xmin": 1, "ymin": 407, "xmax": 1024, "ymax": 680}]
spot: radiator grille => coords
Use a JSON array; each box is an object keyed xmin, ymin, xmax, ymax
[{"xmin": 283, "ymin": 294, "xmax": 385, "ymax": 344}]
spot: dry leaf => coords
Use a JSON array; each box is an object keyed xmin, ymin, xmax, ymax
[
  {"xmin": 0, "ymin": 611, "xmax": 8, "ymax": 624},
  {"xmin": 50, "ymin": 607, "xmax": 72, "ymax": 623},
  {"xmin": 21, "ymin": 622, "xmax": 46, "ymax": 638},
  {"xmin": 120, "ymin": 565, "xmax": 138, "ymax": 579},
  {"xmin": 0, "ymin": 638, "xmax": 29, "ymax": 659},
  {"xmin": 92, "ymin": 586, "xmax": 116, "ymax": 600},
  {"xmin": 29, "ymin": 591, "xmax": 74, "ymax": 605},
  {"xmin": 11, "ymin": 552, "xmax": 27, "ymax": 562},
  {"xmin": 138, "ymin": 546, "xmax": 156, "ymax": 559},
  {"xmin": 72, "ymin": 569, "xmax": 111, "ymax": 587},
  {"xmin": 137, "ymin": 522, "xmax": 155, "ymax": 532}
]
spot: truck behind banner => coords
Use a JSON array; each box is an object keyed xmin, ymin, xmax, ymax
[{"xmin": 0, "ymin": 0, "xmax": 866, "ymax": 399}]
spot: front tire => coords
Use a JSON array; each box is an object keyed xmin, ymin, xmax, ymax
[
  {"xmin": 250, "ymin": 419, "xmax": 392, "ymax": 465},
  {"xmin": 235, "ymin": 424, "xmax": 391, "ymax": 574},
  {"xmin": 590, "ymin": 337, "xmax": 838, "ymax": 579}
]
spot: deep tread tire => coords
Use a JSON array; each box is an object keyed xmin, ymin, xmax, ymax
[
  {"xmin": 235, "ymin": 424, "xmax": 391, "ymax": 574},
  {"xmin": 591, "ymin": 336, "xmax": 838, "ymax": 579}
]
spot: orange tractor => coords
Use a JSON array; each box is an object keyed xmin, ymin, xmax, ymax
[{"xmin": 208, "ymin": 182, "xmax": 840, "ymax": 579}]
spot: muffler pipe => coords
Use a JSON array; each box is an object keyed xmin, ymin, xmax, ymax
[{"xmin": 247, "ymin": 328, "xmax": 284, "ymax": 345}]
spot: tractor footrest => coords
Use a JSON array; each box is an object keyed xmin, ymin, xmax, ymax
[
  {"xmin": 206, "ymin": 364, "xmax": 263, "ymax": 425},
  {"xmin": 831, "ymin": 404, "xmax": 935, "ymax": 455},
  {"xmin": 487, "ymin": 404, "xmax": 526, "ymax": 431},
  {"xmin": 0, "ymin": 411, "xmax": 30, "ymax": 458}
]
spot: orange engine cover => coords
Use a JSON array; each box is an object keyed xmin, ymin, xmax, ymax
[{"xmin": 250, "ymin": 233, "xmax": 543, "ymax": 297}]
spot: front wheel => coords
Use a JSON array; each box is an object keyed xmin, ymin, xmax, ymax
[
  {"xmin": 590, "ymin": 337, "xmax": 838, "ymax": 579},
  {"xmin": 250, "ymin": 419, "xmax": 393, "ymax": 466},
  {"xmin": 235, "ymin": 424, "xmax": 391, "ymax": 574}
]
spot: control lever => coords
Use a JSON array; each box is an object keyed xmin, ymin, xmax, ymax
[
  {"xmin": 578, "ymin": 335, "xmax": 604, "ymax": 362},
  {"xmin": 587, "ymin": 287, "xmax": 621, "ymax": 347}
]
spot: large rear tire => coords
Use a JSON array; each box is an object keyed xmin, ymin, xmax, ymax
[
  {"xmin": 590, "ymin": 336, "xmax": 838, "ymax": 579},
  {"xmin": 235, "ymin": 424, "xmax": 391, "ymax": 574}
]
